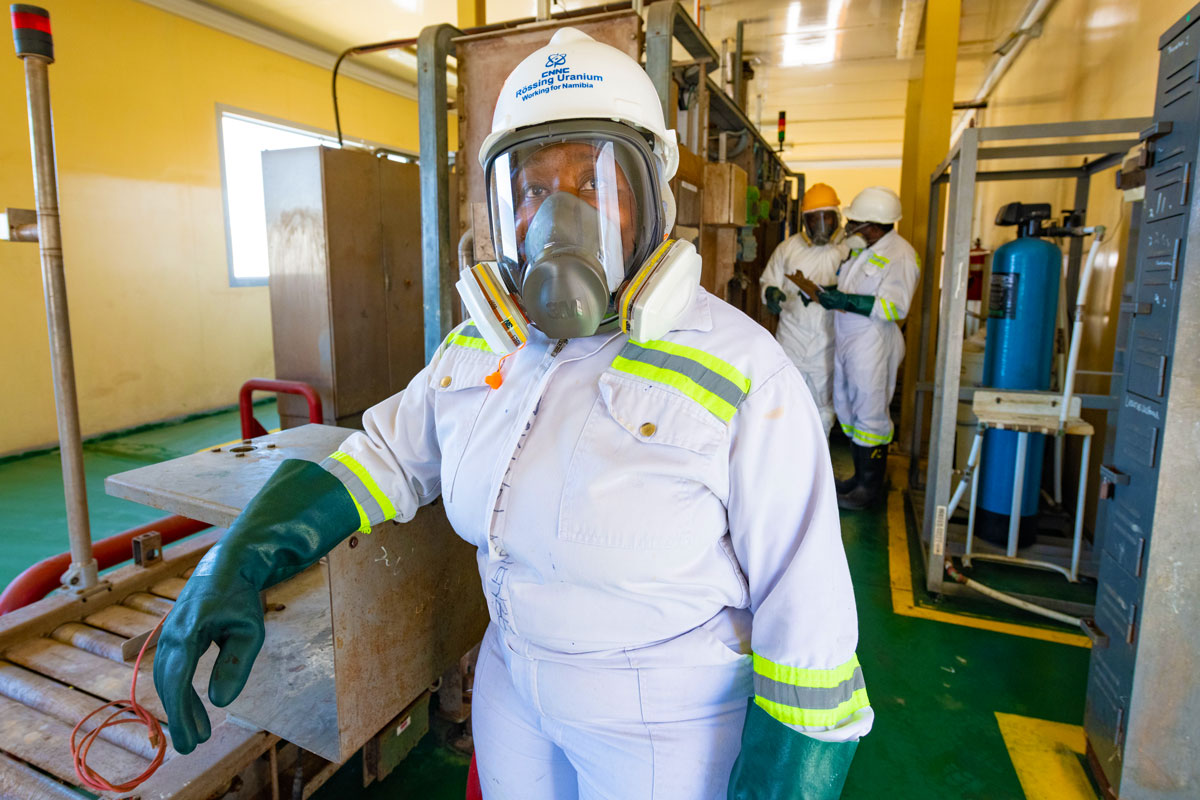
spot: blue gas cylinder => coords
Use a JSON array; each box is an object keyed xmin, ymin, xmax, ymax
[{"xmin": 976, "ymin": 233, "xmax": 1061, "ymax": 545}]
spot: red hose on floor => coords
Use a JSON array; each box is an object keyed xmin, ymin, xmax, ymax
[{"xmin": 0, "ymin": 515, "xmax": 210, "ymax": 615}]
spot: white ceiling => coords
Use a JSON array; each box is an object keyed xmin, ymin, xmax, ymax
[{"xmin": 193, "ymin": 0, "xmax": 1030, "ymax": 167}]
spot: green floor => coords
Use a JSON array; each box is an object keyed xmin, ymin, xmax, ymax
[{"xmin": 0, "ymin": 414, "xmax": 1093, "ymax": 800}]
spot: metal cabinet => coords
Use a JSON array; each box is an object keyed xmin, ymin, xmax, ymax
[
  {"xmin": 1084, "ymin": 5, "xmax": 1200, "ymax": 797},
  {"xmin": 262, "ymin": 146, "xmax": 427, "ymax": 429}
]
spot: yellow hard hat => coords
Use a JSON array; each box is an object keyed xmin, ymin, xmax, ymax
[{"xmin": 801, "ymin": 183, "xmax": 841, "ymax": 213}]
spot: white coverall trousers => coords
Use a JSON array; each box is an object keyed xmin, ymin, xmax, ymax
[
  {"xmin": 832, "ymin": 314, "xmax": 904, "ymax": 447},
  {"xmin": 473, "ymin": 623, "xmax": 752, "ymax": 800}
]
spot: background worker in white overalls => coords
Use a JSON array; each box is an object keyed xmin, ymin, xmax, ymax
[
  {"xmin": 154, "ymin": 29, "xmax": 872, "ymax": 800},
  {"xmin": 794, "ymin": 186, "xmax": 920, "ymax": 511},
  {"xmin": 761, "ymin": 182, "xmax": 850, "ymax": 435}
]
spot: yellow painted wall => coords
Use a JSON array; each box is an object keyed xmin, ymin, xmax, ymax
[
  {"xmin": 0, "ymin": 0, "xmax": 429, "ymax": 455},
  {"xmin": 795, "ymin": 167, "xmax": 902, "ymax": 212}
]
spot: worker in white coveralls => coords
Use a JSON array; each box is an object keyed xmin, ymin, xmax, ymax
[
  {"xmin": 793, "ymin": 186, "xmax": 919, "ymax": 511},
  {"xmin": 760, "ymin": 183, "xmax": 850, "ymax": 435},
  {"xmin": 154, "ymin": 29, "xmax": 872, "ymax": 800}
]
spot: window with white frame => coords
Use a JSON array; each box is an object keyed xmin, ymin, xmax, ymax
[{"xmin": 218, "ymin": 111, "xmax": 339, "ymax": 286}]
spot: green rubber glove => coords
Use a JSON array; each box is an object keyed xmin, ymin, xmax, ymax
[
  {"xmin": 765, "ymin": 286, "xmax": 786, "ymax": 315},
  {"xmin": 728, "ymin": 700, "xmax": 858, "ymax": 800},
  {"xmin": 153, "ymin": 459, "xmax": 359, "ymax": 754},
  {"xmin": 816, "ymin": 288, "xmax": 874, "ymax": 316}
]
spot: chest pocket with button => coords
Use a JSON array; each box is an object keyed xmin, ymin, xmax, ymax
[
  {"xmin": 558, "ymin": 371, "xmax": 731, "ymax": 550},
  {"xmin": 430, "ymin": 344, "xmax": 494, "ymax": 505}
]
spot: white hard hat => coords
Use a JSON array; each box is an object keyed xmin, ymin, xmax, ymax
[
  {"xmin": 480, "ymin": 27, "xmax": 679, "ymax": 229},
  {"xmin": 844, "ymin": 186, "xmax": 902, "ymax": 225}
]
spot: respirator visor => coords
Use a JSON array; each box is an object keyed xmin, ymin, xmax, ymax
[
  {"xmin": 486, "ymin": 121, "xmax": 663, "ymax": 301},
  {"xmin": 803, "ymin": 209, "xmax": 840, "ymax": 245}
]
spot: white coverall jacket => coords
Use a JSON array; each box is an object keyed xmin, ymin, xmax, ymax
[
  {"xmin": 323, "ymin": 287, "xmax": 872, "ymax": 799},
  {"xmin": 833, "ymin": 229, "xmax": 921, "ymax": 447},
  {"xmin": 760, "ymin": 234, "xmax": 850, "ymax": 434}
]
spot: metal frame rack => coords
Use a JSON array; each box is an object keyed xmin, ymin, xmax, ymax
[{"xmin": 908, "ymin": 117, "xmax": 1152, "ymax": 602}]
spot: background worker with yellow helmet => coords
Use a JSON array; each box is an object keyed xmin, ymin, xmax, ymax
[{"xmin": 760, "ymin": 183, "xmax": 849, "ymax": 434}]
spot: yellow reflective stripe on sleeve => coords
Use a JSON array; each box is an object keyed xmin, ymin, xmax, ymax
[
  {"xmin": 326, "ymin": 451, "xmax": 397, "ymax": 524},
  {"xmin": 754, "ymin": 689, "xmax": 871, "ymax": 729},
  {"xmin": 880, "ymin": 298, "xmax": 899, "ymax": 321},
  {"xmin": 753, "ymin": 653, "xmax": 861, "ymax": 689},
  {"xmin": 347, "ymin": 494, "xmax": 371, "ymax": 534}
]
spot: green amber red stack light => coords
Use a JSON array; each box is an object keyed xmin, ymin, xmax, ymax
[
  {"xmin": 777, "ymin": 110, "xmax": 786, "ymax": 151},
  {"xmin": 10, "ymin": 4, "xmax": 53, "ymax": 61}
]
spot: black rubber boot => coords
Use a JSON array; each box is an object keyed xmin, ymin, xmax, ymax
[
  {"xmin": 834, "ymin": 443, "xmax": 863, "ymax": 495},
  {"xmin": 837, "ymin": 445, "xmax": 887, "ymax": 510}
]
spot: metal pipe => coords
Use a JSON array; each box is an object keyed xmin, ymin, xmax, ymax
[
  {"xmin": 945, "ymin": 560, "xmax": 1082, "ymax": 626},
  {"xmin": 732, "ymin": 20, "xmax": 744, "ymax": 111},
  {"xmin": 949, "ymin": 0, "xmax": 1061, "ymax": 145},
  {"xmin": 537, "ymin": 0, "xmax": 551, "ymax": 21},
  {"xmin": 15, "ymin": 24, "xmax": 97, "ymax": 591},
  {"xmin": 1061, "ymin": 229, "xmax": 1105, "ymax": 428},
  {"xmin": 1071, "ymin": 435, "xmax": 1091, "ymax": 582},
  {"xmin": 0, "ymin": 515, "xmax": 210, "ymax": 615},
  {"xmin": 1008, "ymin": 432, "xmax": 1028, "ymax": 557}
]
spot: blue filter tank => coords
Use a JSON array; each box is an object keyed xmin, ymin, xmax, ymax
[{"xmin": 976, "ymin": 203, "xmax": 1061, "ymax": 547}]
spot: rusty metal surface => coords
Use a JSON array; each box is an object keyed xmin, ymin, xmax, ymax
[
  {"xmin": 0, "ymin": 751, "xmax": 84, "ymax": 800},
  {"xmin": 104, "ymin": 425, "xmax": 349, "ymax": 528},
  {"xmin": 0, "ymin": 660, "xmax": 159, "ymax": 760},
  {"xmin": 223, "ymin": 563, "xmax": 339, "ymax": 762},
  {"xmin": 0, "ymin": 533, "xmax": 219, "ymax": 654},
  {"xmin": 328, "ymin": 511, "xmax": 487, "ymax": 761},
  {"xmin": 128, "ymin": 725, "xmax": 278, "ymax": 800},
  {"xmin": 453, "ymin": 12, "xmax": 642, "ymax": 244},
  {"xmin": 0, "ymin": 693, "xmax": 148, "ymax": 787}
]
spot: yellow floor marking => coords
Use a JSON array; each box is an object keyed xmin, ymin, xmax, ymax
[
  {"xmin": 886, "ymin": 488, "xmax": 1091, "ymax": 648},
  {"xmin": 996, "ymin": 712, "xmax": 1097, "ymax": 800}
]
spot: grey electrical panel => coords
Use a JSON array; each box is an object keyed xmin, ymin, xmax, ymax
[{"xmin": 1083, "ymin": 5, "xmax": 1200, "ymax": 798}]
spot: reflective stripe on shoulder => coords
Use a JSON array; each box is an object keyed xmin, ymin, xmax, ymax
[
  {"xmin": 752, "ymin": 652, "xmax": 870, "ymax": 732},
  {"xmin": 867, "ymin": 253, "xmax": 890, "ymax": 268},
  {"xmin": 446, "ymin": 323, "xmax": 494, "ymax": 354},
  {"xmin": 319, "ymin": 451, "xmax": 397, "ymax": 534},
  {"xmin": 611, "ymin": 339, "xmax": 750, "ymax": 423}
]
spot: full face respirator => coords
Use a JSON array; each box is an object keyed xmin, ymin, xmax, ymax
[{"xmin": 456, "ymin": 121, "xmax": 700, "ymax": 354}]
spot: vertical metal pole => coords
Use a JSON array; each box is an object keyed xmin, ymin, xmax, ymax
[
  {"xmin": 536, "ymin": 0, "xmax": 551, "ymax": 21},
  {"xmin": 418, "ymin": 24, "xmax": 462, "ymax": 363},
  {"xmin": 1008, "ymin": 432, "xmax": 1028, "ymax": 558},
  {"xmin": 965, "ymin": 430, "xmax": 983, "ymax": 566},
  {"xmin": 732, "ymin": 20, "xmax": 744, "ymax": 111},
  {"xmin": 909, "ymin": 177, "xmax": 945, "ymax": 488},
  {"xmin": 925, "ymin": 128, "xmax": 978, "ymax": 594},
  {"xmin": 13, "ymin": 8, "xmax": 97, "ymax": 591},
  {"xmin": 1066, "ymin": 172, "xmax": 1090, "ymax": 307},
  {"xmin": 1071, "ymin": 434, "xmax": 1091, "ymax": 581}
]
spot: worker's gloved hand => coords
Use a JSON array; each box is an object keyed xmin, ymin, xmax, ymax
[
  {"xmin": 153, "ymin": 459, "xmax": 360, "ymax": 754},
  {"xmin": 728, "ymin": 699, "xmax": 858, "ymax": 800},
  {"xmin": 816, "ymin": 288, "xmax": 874, "ymax": 316},
  {"xmin": 765, "ymin": 286, "xmax": 786, "ymax": 315}
]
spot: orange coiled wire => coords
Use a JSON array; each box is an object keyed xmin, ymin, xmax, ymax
[{"xmin": 70, "ymin": 613, "xmax": 169, "ymax": 792}]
